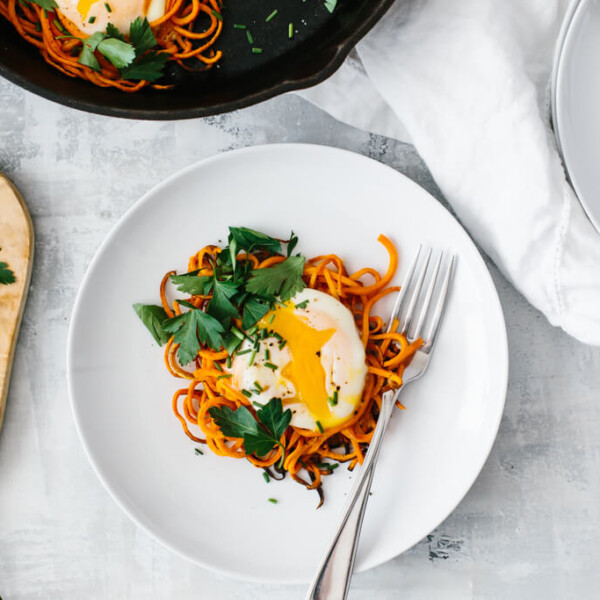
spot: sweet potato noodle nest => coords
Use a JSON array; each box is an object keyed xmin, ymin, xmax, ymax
[
  {"xmin": 0, "ymin": 0, "xmax": 222, "ymax": 91},
  {"xmin": 157, "ymin": 234, "xmax": 422, "ymax": 507}
]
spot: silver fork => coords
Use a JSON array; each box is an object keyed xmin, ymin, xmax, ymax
[{"xmin": 305, "ymin": 246, "xmax": 455, "ymax": 600}]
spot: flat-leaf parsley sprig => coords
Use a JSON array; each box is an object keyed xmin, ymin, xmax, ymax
[
  {"xmin": 60, "ymin": 17, "xmax": 168, "ymax": 82},
  {"xmin": 209, "ymin": 397, "xmax": 292, "ymax": 465},
  {"xmin": 134, "ymin": 226, "xmax": 305, "ymax": 366},
  {"xmin": 0, "ymin": 261, "xmax": 16, "ymax": 285}
]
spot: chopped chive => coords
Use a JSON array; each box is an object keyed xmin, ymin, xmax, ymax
[
  {"xmin": 316, "ymin": 461, "xmax": 339, "ymax": 470},
  {"xmin": 268, "ymin": 313, "xmax": 275, "ymax": 324},
  {"xmin": 288, "ymin": 23, "xmax": 294, "ymax": 38},
  {"xmin": 268, "ymin": 498, "xmax": 278, "ymax": 504},
  {"xmin": 246, "ymin": 29, "xmax": 254, "ymax": 44},
  {"xmin": 212, "ymin": 9, "xmax": 222, "ymax": 20},
  {"xmin": 247, "ymin": 326, "xmax": 258, "ymax": 336},
  {"xmin": 53, "ymin": 19, "xmax": 67, "ymax": 33},
  {"xmin": 236, "ymin": 348, "xmax": 252, "ymax": 356},
  {"xmin": 273, "ymin": 333, "xmax": 283, "ymax": 341},
  {"xmin": 194, "ymin": 448, "xmax": 204, "ymax": 456},
  {"xmin": 265, "ymin": 9, "xmax": 278, "ymax": 22},
  {"xmin": 226, "ymin": 356, "xmax": 232, "ymax": 369},
  {"xmin": 264, "ymin": 362, "xmax": 278, "ymax": 370},
  {"xmin": 231, "ymin": 326, "xmax": 245, "ymax": 340},
  {"xmin": 278, "ymin": 340, "xmax": 287, "ymax": 350},
  {"xmin": 253, "ymin": 381, "xmax": 263, "ymax": 392},
  {"xmin": 295, "ymin": 300, "xmax": 309, "ymax": 309},
  {"xmin": 214, "ymin": 362, "xmax": 223, "ymax": 372},
  {"xmin": 316, "ymin": 421, "xmax": 324, "ymax": 434},
  {"xmin": 263, "ymin": 472, "xmax": 270, "ymax": 483},
  {"xmin": 248, "ymin": 350, "xmax": 257, "ymax": 366},
  {"xmin": 217, "ymin": 374, "xmax": 232, "ymax": 379},
  {"xmin": 261, "ymin": 328, "xmax": 268, "ymax": 339},
  {"xmin": 88, "ymin": 15, "xmax": 96, "ymax": 23},
  {"xmin": 104, "ymin": 2, "xmax": 111, "ymax": 11},
  {"xmin": 234, "ymin": 23, "xmax": 246, "ymax": 29},
  {"xmin": 264, "ymin": 349, "xmax": 270, "ymax": 361},
  {"xmin": 252, "ymin": 401, "xmax": 264, "ymax": 409},
  {"xmin": 252, "ymin": 47, "xmax": 263, "ymax": 54},
  {"xmin": 328, "ymin": 390, "xmax": 338, "ymax": 406},
  {"xmin": 242, "ymin": 389, "xmax": 253, "ymax": 398}
]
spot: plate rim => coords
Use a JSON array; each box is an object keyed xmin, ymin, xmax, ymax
[
  {"xmin": 551, "ymin": 0, "xmax": 600, "ymax": 234},
  {"xmin": 67, "ymin": 143, "xmax": 509, "ymax": 583}
]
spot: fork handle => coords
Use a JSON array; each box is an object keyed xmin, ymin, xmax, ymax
[
  {"xmin": 305, "ymin": 391, "xmax": 397, "ymax": 600},
  {"xmin": 304, "ymin": 464, "xmax": 375, "ymax": 600}
]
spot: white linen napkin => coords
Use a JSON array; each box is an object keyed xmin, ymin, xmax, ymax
[{"xmin": 299, "ymin": 0, "xmax": 600, "ymax": 346}]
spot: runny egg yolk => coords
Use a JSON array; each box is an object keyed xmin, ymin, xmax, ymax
[
  {"xmin": 266, "ymin": 305, "xmax": 336, "ymax": 427},
  {"xmin": 231, "ymin": 289, "xmax": 368, "ymax": 432}
]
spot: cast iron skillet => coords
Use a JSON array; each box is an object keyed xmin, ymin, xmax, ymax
[{"xmin": 0, "ymin": 0, "xmax": 395, "ymax": 119}]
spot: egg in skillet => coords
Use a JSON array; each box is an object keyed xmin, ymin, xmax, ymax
[
  {"xmin": 55, "ymin": 0, "xmax": 165, "ymax": 36},
  {"xmin": 231, "ymin": 289, "xmax": 368, "ymax": 432}
]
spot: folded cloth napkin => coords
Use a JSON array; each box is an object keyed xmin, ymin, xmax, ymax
[{"xmin": 299, "ymin": 0, "xmax": 600, "ymax": 346}]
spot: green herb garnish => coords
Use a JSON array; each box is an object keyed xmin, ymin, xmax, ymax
[
  {"xmin": 26, "ymin": 0, "xmax": 57, "ymax": 11},
  {"xmin": 208, "ymin": 397, "xmax": 291, "ymax": 458},
  {"xmin": 316, "ymin": 421, "xmax": 324, "ymax": 434},
  {"xmin": 246, "ymin": 255, "xmax": 305, "ymax": 302},
  {"xmin": 268, "ymin": 498, "xmax": 278, "ymax": 504},
  {"xmin": 252, "ymin": 47, "xmax": 263, "ymax": 54},
  {"xmin": 133, "ymin": 304, "xmax": 170, "ymax": 345},
  {"xmin": 194, "ymin": 448, "xmax": 204, "ymax": 456},
  {"xmin": 265, "ymin": 9, "xmax": 278, "ymax": 21},
  {"xmin": 0, "ymin": 262, "xmax": 16, "ymax": 285},
  {"xmin": 76, "ymin": 18, "xmax": 167, "ymax": 82},
  {"xmin": 288, "ymin": 23, "xmax": 294, "ymax": 39}
]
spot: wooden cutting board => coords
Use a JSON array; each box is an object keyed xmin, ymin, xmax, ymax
[{"xmin": 0, "ymin": 174, "xmax": 34, "ymax": 435}]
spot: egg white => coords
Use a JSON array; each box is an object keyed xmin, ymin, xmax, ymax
[{"xmin": 231, "ymin": 289, "xmax": 368, "ymax": 432}]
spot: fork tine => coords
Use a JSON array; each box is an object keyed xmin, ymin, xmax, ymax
[
  {"xmin": 423, "ymin": 254, "xmax": 455, "ymax": 349},
  {"xmin": 411, "ymin": 251, "xmax": 443, "ymax": 340},
  {"xmin": 386, "ymin": 245, "xmax": 422, "ymax": 333},
  {"xmin": 398, "ymin": 247, "xmax": 432, "ymax": 335}
]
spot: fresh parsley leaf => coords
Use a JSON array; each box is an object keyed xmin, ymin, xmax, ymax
[
  {"xmin": 287, "ymin": 231, "xmax": 298, "ymax": 257},
  {"xmin": 170, "ymin": 272, "xmax": 213, "ymax": 295},
  {"xmin": 208, "ymin": 398, "xmax": 291, "ymax": 457},
  {"xmin": 120, "ymin": 51, "xmax": 169, "ymax": 82},
  {"xmin": 324, "ymin": 0, "xmax": 337, "ymax": 13},
  {"xmin": 241, "ymin": 297, "xmax": 270, "ymax": 329},
  {"xmin": 0, "ymin": 262, "xmax": 16, "ymax": 285},
  {"xmin": 256, "ymin": 398, "xmax": 291, "ymax": 442},
  {"xmin": 221, "ymin": 331, "xmax": 243, "ymax": 355},
  {"xmin": 133, "ymin": 303, "xmax": 170, "ymax": 345},
  {"xmin": 207, "ymin": 280, "xmax": 239, "ymax": 327},
  {"xmin": 163, "ymin": 305, "xmax": 224, "ymax": 363},
  {"xmin": 228, "ymin": 227, "xmax": 282, "ymax": 254},
  {"xmin": 27, "ymin": 0, "xmax": 57, "ymax": 10},
  {"xmin": 129, "ymin": 17, "xmax": 157, "ymax": 55},
  {"xmin": 78, "ymin": 32, "xmax": 105, "ymax": 71},
  {"xmin": 246, "ymin": 256, "xmax": 305, "ymax": 302},
  {"xmin": 97, "ymin": 37, "xmax": 136, "ymax": 69},
  {"xmin": 106, "ymin": 23, "xmax": 125, "ymax": 41}
]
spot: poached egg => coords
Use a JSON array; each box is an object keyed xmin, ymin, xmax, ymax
[{"xmin": 231, "ymin": 289, "xmax": 368, "ymax": 432}]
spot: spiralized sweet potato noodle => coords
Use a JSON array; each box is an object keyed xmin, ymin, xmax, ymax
[{"xmin": 164, "ymin": 235, "xmax": 422, "ymax": 505}]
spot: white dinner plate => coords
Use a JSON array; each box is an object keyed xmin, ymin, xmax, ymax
[
  {"xmin": 553, "ymin": 0, "xmax": 600, "ymax": 234},
  {"xmin": 67, "ymin": 144, "xmax": 508, "ymax": 584}
]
